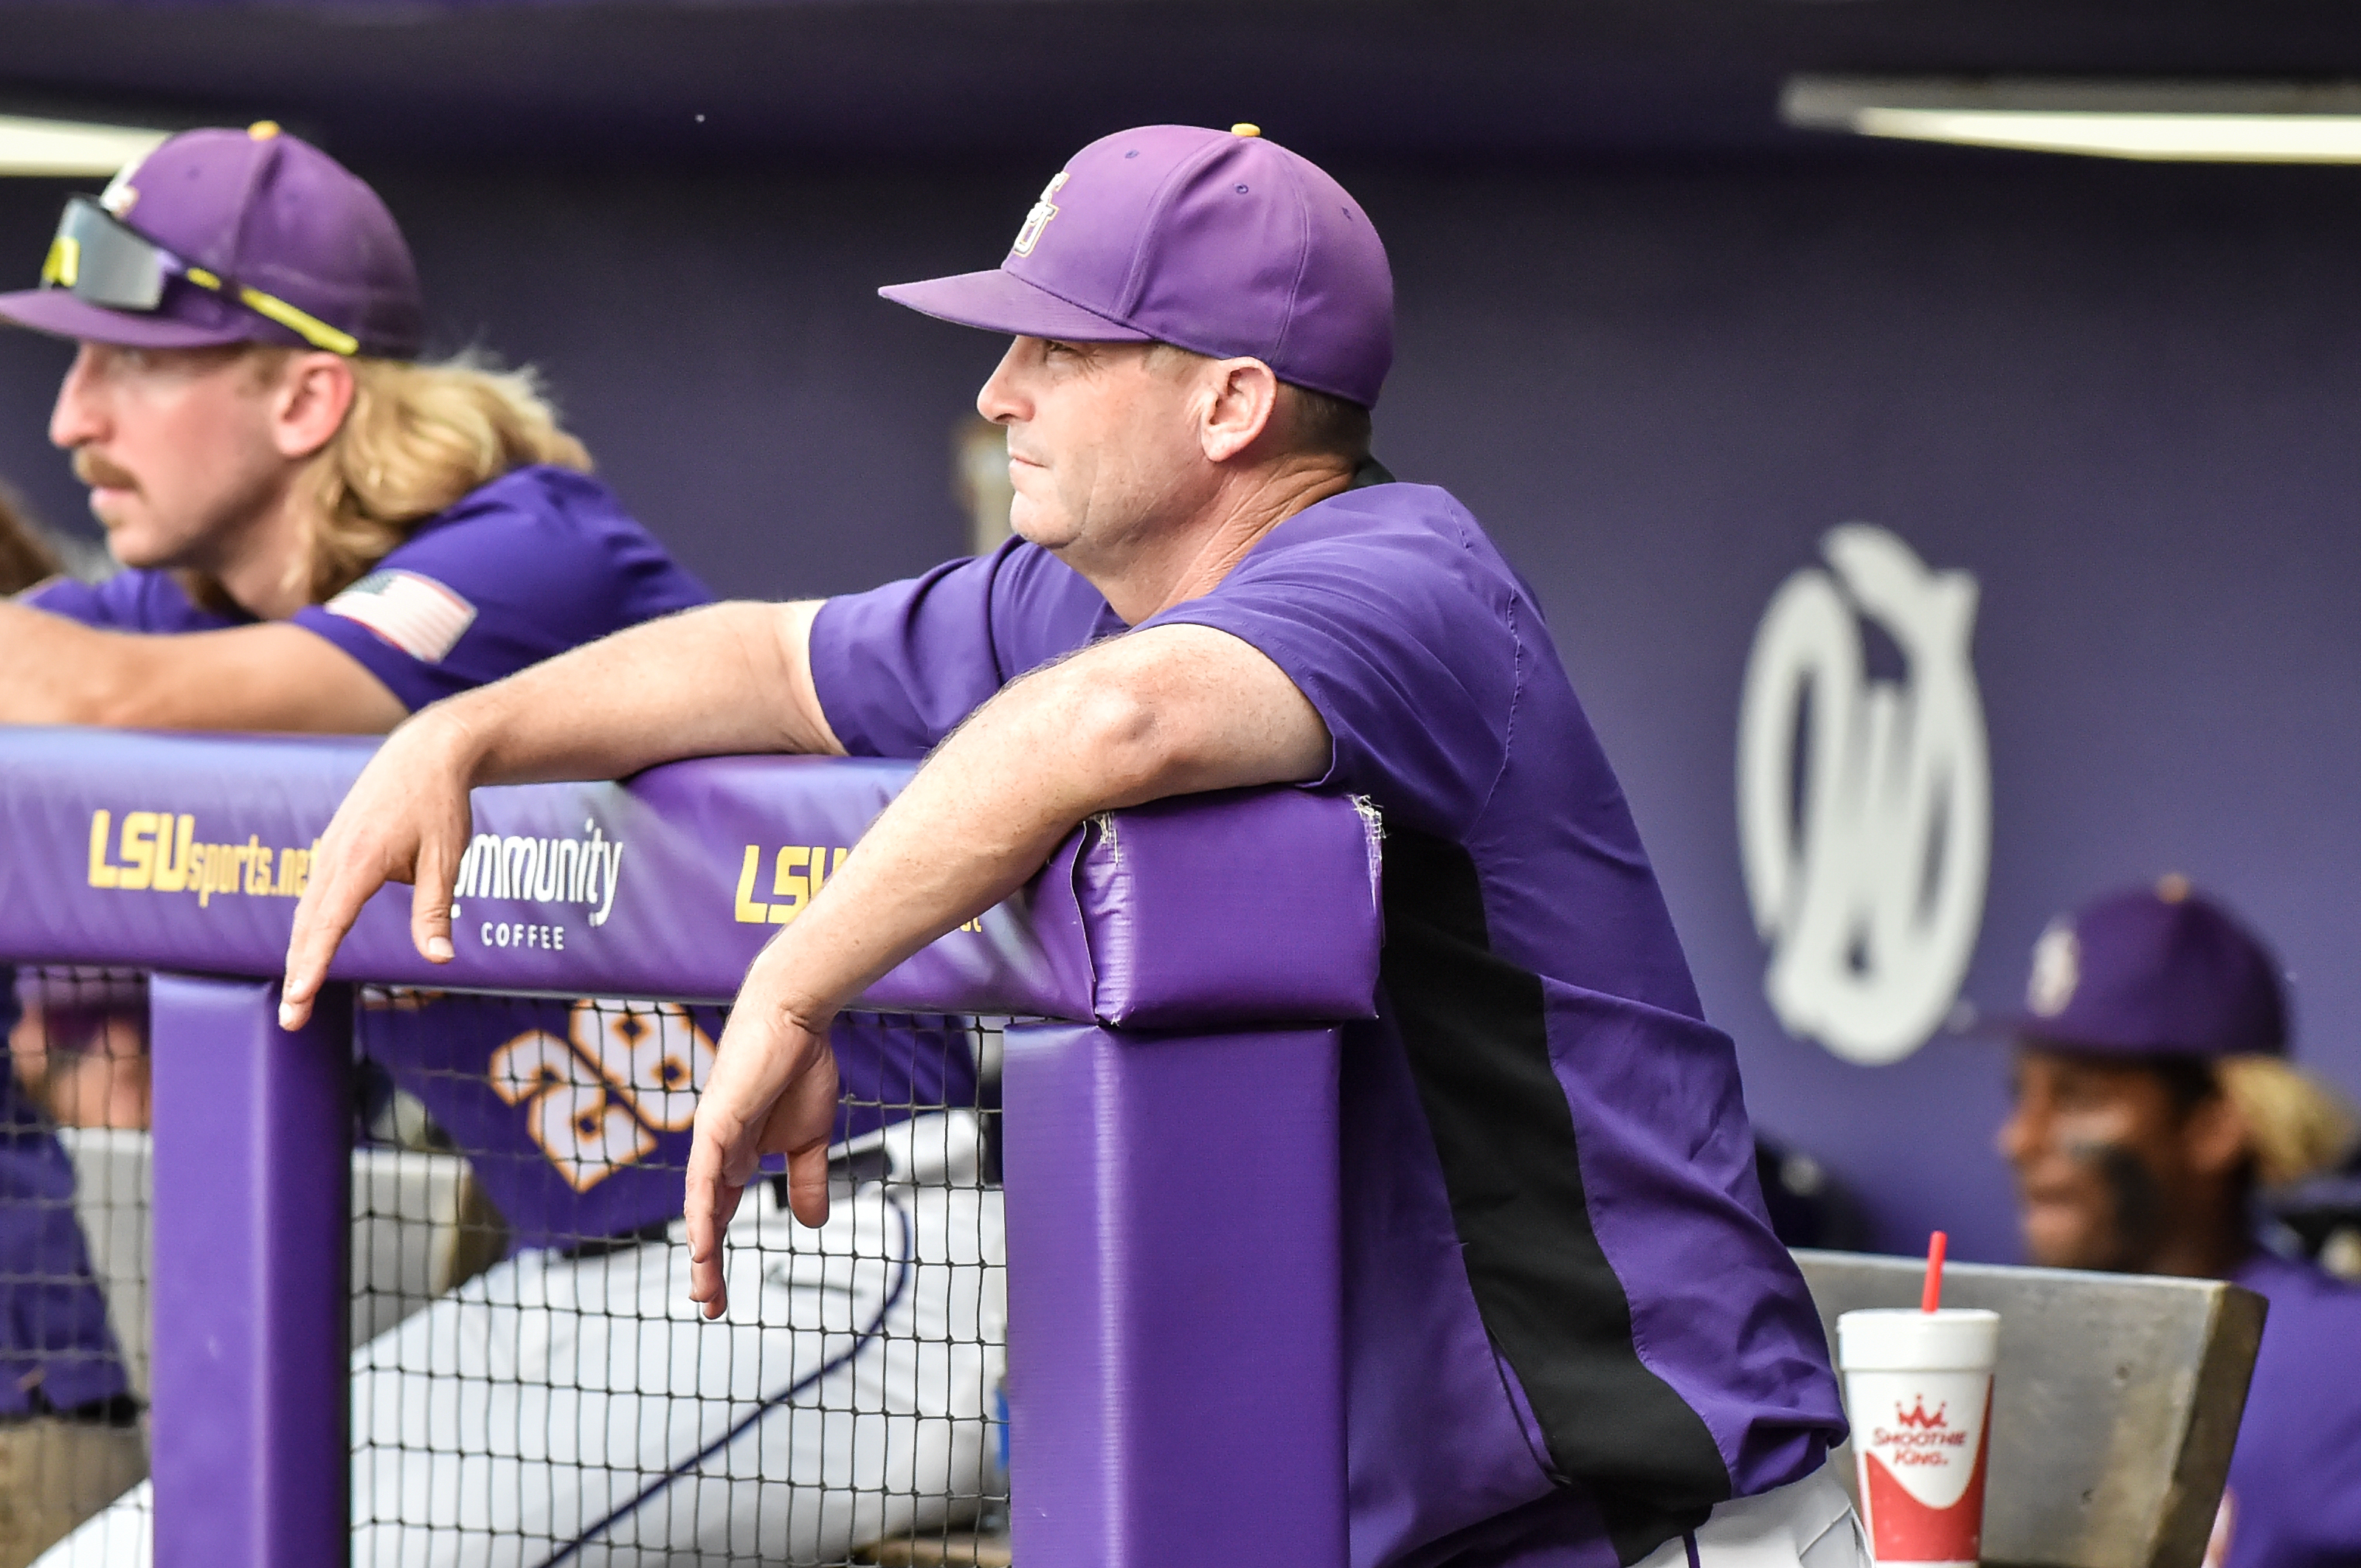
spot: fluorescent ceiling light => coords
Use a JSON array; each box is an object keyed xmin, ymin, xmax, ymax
[
  {"xmin": 1848, "ymin": 111, "xmax": 2361, "ymax": 162},
  {"xmin": 1784, "ymin": 77, "xmax": 2361, "ymax": 163},
  {"xmin": 0, "ymin": 114, "xmax": 171, "ymax": 178}
]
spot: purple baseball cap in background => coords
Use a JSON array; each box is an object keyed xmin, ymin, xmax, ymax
[
  {"xmin": 2013, "ymin": 876, "xmax": 2290, "ymax": 1059},
  {"xmin": 0, "ymin": 122, "xmax": 422, "ymax": 359},
  {"xmin": 880, "ymin": 123, "xmax": 1394, "ymax": 407}
]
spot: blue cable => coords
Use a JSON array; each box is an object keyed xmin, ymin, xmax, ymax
[{"xmin": 547, "ymin": 1191, "xmax": 918, "ymax": 1565}]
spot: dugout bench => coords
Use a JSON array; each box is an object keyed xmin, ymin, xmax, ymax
[{"xmin": 1795, "ymin": 1250, "xmax": 2265, "ymax": 1568}]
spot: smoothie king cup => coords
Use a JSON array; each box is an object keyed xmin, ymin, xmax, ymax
[{"xmin": 1836, "ymin": 1307, "xmax": 1999, "ymax": 1567}]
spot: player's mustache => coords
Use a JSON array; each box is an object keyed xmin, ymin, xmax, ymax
[{"xmin": 71, "ymin": 448, "xmax": 139, "ymax": 493}]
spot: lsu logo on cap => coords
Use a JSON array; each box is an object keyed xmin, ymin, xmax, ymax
[
  {"xmin": 1011, "ymin": 170, "xmax": 1069, "ymax": 257},
  {"xmin": 2028, "ymin": 919, "xmax": 2079, "ymax": 1017}
]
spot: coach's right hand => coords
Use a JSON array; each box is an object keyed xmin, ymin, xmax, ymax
[{"xmin": 281, "ymin": 709, "xmax": 481, "ymax": 1029}]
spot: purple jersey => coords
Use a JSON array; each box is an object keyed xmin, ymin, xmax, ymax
[
  {"xmin": 362, "ymin": 995, "xmax": 981, "ymax": 1252},
  {"xmin": 813, "ymin": 469, "xmax": 1845, "ymax": 1568},
  {"xmin": 2222, "ymin": 1250, "xmax": 2361, "ymax": 1568},
  {"xmin": 27, "ymin": 465, "xmax": 711, "ymax": 711}
]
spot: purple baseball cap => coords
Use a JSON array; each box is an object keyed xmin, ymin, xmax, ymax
[
  {"xmin": 0, "ymin": 122, "xmax": 421, "ymax": 359},
  {"xmin": 2013, "ymin": 876, "xmax": 2289, "ymax": 1059},
  {"xmin": 879, "ymin": 123, "xmax": 1394, "ymax": 407}
]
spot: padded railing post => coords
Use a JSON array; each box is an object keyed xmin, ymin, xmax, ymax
[
  {"xmin": 149, "ymin": 975, "xmax": 352, "ymax": 1568},
  {"xmin": 1002, "ymin": 1023, "xmax": 1347, "ymax": 1567}
]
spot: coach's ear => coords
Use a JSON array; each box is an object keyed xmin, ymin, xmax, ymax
[
  {"xmin": 267, "ymin": 350, "xmax": 357, "ymax": 462},
  {"xmin": 1197, "ymin": 356, "xmax": 1280, "ymax": 465}
]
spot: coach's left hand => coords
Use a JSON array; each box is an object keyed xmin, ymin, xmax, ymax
[
  {"xmin": 283, "ymin": 705, "xmax": 484, "ymax": 1029},
  {"xmin": 685, "ymin": 952, "xmax": 843, "ymax": 1319}
]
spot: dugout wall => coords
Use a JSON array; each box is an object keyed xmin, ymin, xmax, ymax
[{"xmin": 0, "ymin": 728, "xmax": 1381, "ymax": 1567}]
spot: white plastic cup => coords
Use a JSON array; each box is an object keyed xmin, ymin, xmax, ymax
[{"xmin": 1836, "ymin": 1308, "xmax": 1999, "ymax": 1567}]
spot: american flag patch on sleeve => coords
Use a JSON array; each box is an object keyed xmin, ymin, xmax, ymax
[{"xmin": 325, "ymin": 570, "xmax": 477, "ymax": 663}]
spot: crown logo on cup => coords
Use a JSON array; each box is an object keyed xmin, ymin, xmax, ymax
[{"xmin": 1895, "ymin": 1397, "xmax": 1949, "ymax": 1429}]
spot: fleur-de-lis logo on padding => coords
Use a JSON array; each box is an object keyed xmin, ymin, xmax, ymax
[
  {"xmin": 1895, "ymin": 1397, "xmax": 1949, "ymax": 1429},
  {"xmin": 1012, "ymin": 170, "xmax": 1070, "ymax": 257}
]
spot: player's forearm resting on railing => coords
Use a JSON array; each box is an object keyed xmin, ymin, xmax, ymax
[
  {"xmin": 280, "ymin": 609, "xmax": 1325, "ymax": 1316},
  {"xmin": 0, "ymin": 601, "xmax": 404, "ymax": 731},
  {"xmin": 677, "ymin": 621, "xmax": 1324, "ymax": 1313}
]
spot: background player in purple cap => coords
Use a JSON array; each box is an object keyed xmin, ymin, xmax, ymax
[
  {"xmin": 0, "ymin": 117, "xmax": 699, "ymax": 1457},
  {"xmin": 286, "ymin": 122, "xmax": 1864, "ymax": 1568},
  {"xmin": 19, "ymin": 124, "xmax": 1003, "ymax": 1568},
  {"xmin": 1997, "ymin": 878, "xmax": 2360, "ymax": 1568},
  {"xmin": 0, "ymin": 120, "xmax": 708, "ymax": 727},
  {"xmin": 0, "ymin": 117, "xmax": 709, "ymax": 1162}
]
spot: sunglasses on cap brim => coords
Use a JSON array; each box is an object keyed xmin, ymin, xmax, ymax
[{"xmin": 39, "ymin": 194, "xmax": 359, "ymax": 357}]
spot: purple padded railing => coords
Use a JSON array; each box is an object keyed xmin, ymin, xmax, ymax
[{"xmin": 0, "ymin": 727, "xmax": 1382, "ymax": 1567}]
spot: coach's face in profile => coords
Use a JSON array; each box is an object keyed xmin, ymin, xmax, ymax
[{"xmin": 977, "ymin": 334, "xmax": 1280, "ymax": 569}]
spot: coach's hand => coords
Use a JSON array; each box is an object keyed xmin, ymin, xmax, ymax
[
  {"xmin": 280, "ymin": 711, "xmax": 480, "ymax": 1029},
  {"xmin": 685, "ymin": 956, "xmax": 843, "ymax": 1319}
]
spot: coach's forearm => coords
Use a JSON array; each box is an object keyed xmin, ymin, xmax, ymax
[
  {"xmin": 731, "ymin": 678, "xmax": 1118, "ymax": 1021},
  {"xmin": 426, "ymin": 600, "xmax": 841, "ymax": 786},
  {"xmin": 737, "ymin": 624, "xmax": 1327, "ymax": 1022},
  {"xmin": 677, "ymin": 626, "xmax": 1323, "ymax": 1282}
]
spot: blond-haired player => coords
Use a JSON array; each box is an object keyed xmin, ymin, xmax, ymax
[
  {"xmin": 0, "ymin": 120, "xmax": 697, "ymax": 1436},
  {"xmin": 0, "ymin": 123, "xmax": 707, "ymax": 728},
  {"xmin": 13, "ymin": 125, "xmax": 1005, "ymax": 1568},
  {"xmin": 0, "ymin": 109, "xmax": 710, "ymax": 1500}
]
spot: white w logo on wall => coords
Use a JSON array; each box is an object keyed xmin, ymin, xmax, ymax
[{"xmin": 1737, "ymin": 525, "xmax": 1991, "ymax": 1066}]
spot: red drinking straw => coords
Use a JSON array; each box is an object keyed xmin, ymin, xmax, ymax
[{"xmin": 1921, "ymin": 1230, "xmax": 1948, "ymax": 1313}]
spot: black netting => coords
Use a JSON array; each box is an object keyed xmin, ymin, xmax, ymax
[
  {"xmin": 347, "ymin": 990, "xmax": 1011, "ymax": 1567},
  {"xmin": 1, "ymin": 979, "xmax": 1012, "ymax": 1568}
]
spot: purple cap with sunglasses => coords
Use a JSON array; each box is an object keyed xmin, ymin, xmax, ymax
[
  {"xmin": 880, "ymin": 123, "xmax": 1395, "ymax": 407},
  {"xmin": 0, "ymin": 122, "xmax": 421, "ymax": 359},
  {"xmin": 2014, "ymin": 875, "xmax": 2291, "ymax": 1059}
]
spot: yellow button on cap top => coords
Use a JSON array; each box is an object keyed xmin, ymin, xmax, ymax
[
  {"xmin": 248, "ymin": 120, "xmax": 281, "ymax": 139},
  {"xmin": 1231, "ymin": 122, "xmax": 1261, "ymax": 137}
]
